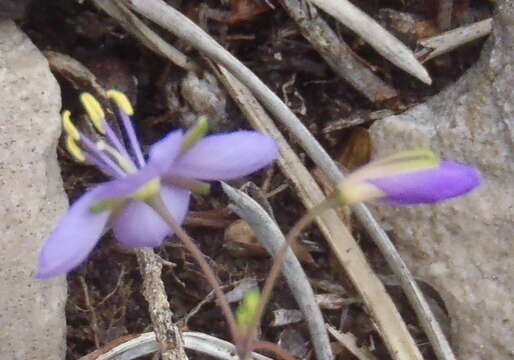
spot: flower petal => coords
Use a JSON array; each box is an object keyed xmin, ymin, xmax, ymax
[
  {"xmin": 367, "ymin": 160, "xmax": 481, "ymax": 204},
  {"xmin": 35, "ymin": 167, "xmax": 163, "ymax": 278},
  {"xmin": 169, "ymin": 131, "xmax": 278, "ymax": 180},
  {"xmin": 112, "ymin": 185, "xmax": 190, "ymax": 247},
  {"xmin": 148, "ymin": 130, "xmax": 184, "ymax": 174},
  {"xmin": 35, "ymin": 184, "xmax": 113, "ymax": 278}
]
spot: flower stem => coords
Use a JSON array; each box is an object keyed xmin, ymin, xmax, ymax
[
  {"xmin": 149, "ymin": 196, "xmax": 241, "ymax": 345},
  {"xmin": 241, "ymin": 195, "xmax": 341, "ymax": 352}
]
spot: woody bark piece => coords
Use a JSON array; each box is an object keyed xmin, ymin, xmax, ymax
[
  {"xmin": 307, "ymin": 0, "xmax": 431, "ymax": 84},
  {"xmin": 136, "ymin": 248, "xmax": 188, "ymax": 360},
  {"xmin": 278, "ymin": 0, "xmax": 397, "ymax": 102},
  {"xmin": 417, "ymin": 18, "xmax": 492, "ymax": 62},
  {"xmin": 93, "ymin": 0, "xmax": 198, "ymax": 72}
]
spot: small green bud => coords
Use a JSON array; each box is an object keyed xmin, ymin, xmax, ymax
[{"xmin": 236, "ymin": 288, "xmax": 261, "ymax": 330}]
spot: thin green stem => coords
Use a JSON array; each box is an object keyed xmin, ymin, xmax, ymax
[
  {"xmin": 241, "ymin": 195, "xmax": 340, "ymax": 353},
  {"xmin": 149, "ymin": 196, "xmax": 240, "ymax": 345}
]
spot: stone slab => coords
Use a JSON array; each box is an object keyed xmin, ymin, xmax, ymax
[
  {"xmin": 0, "ymin": 20, "xmax": 67, "ymax": 360},
  {"xmin": 369, "ymin": 5, "xmax": 514, "ymax": 360}
]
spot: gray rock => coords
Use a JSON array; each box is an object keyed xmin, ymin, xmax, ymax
[
  {"xmin": 369, "ymin": 4, "xmax": 514, "ymax": 360},
  {"xmin": 0, "ymin": 20, "xmax": 67, "ymax": 359}
]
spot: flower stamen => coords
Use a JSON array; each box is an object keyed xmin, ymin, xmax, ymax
[
  {"xmin": 107, "ymin": 90, "xmax": 146, "ymax": 168},
  {"xmin": 78, "ymin": 135, "xmax": 126, "ymax": 177},
  {"xmin": 65, "ymin": 135, "xmax": 85, "ymax": 162},
  {"xmin": 107, "ymin": 89, "xmax": 134, "ymax": 116},
  {"xmin": 62, "ymin": 110, "xmax": 80, "ymax": 141},
  {"xmin": 80, "ymin": 93, "xmax": 106, "ymax": 134},
  {"xmin": 96, "ymin": 140, "xmax": 137, "ymax": 174}
]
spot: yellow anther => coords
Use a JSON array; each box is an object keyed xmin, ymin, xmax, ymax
[
  {"xmin": 80, "ymin": 92, "xmax": 105, "ymax": 134},
  {"xmin": 65, "ymin": 135, "xmax": 85, "ymax": 162},
  {"xmin": 132, "ymin": 178, "xmax": 161, "ymax": 201},
  {"xmin": 96, "ymin": 140, "xmax": 136, "ymax": 173},
  {"xmin": 62, "ymin": 110, "xmax": 80, "ymax": 140},
  {"xmin": 106, "ymin": 89, "xmax": 134, "ymax": 116}
]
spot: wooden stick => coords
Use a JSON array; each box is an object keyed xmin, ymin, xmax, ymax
[
  {"xmin": 306, "ymin": 0, "xmax": 431, "ymax": 84},
  {"xmin": 93, "ymin": 0, "xmax": 198, "ymax": 72},
  {"xmin": 277, "ymin": 0, "xmax": 397, "ymax": 102},
  {"xmin": 135, "ymin": 248, "xmax": 188, "ymax": 360},
  {"xmin": 417, "ymin": 18, "xmax": 492, "ymax": 62}
]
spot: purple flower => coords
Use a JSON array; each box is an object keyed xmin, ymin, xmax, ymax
[
  {"xmin": 337, "ymin": 149, "xmax": 481, "ymax": 205},
  {"xmin": 36, "ymin": 91, "xmax": 277, "ymax": 278},
  {"xmin": 367, "ymin": 160, "xmax": 480, "ymax": 204}
]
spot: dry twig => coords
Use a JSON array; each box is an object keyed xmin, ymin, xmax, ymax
[
  {"xmin": 45, "ymin": 50, "xmax": 107, "ymax": 97},
  {"xmin": 92, "ymin": 0, "xmax": 199, "ymax": 72},
  {"xmin": 135, "ymin": 248, "xmax": 188, "ymax": 360},
  {"xmin": 97, "ymin": 266, "xmax": 126, "ymax": 306},
  {"xmin": 327, "ymin": 325, "xmax": 377, "ymax": 360},
  {"xmin": 277, "ymin": 0, "xmax": 397, "ymax": 102},
  {"xmin": 79, "ymin": 275, "xmax": 101, "ymax": 348},
  {"xmin": 307, "ymin": 0, "xmax": 431, "ymax": 84},
  {"xmin": 417, "ymin": 18, "xmax": 492, "ymax": 62}
]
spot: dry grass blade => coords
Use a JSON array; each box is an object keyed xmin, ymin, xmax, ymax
[
  {"xmin": 277, "ymin": 0, "xmax": 397, "ymax": 102},
  {"xmin": 212, "ymin": 64, "xmax": 423, "ymax": 360},
  {"xmin": 417, "ymin": 18, "xmax": 492, "ymax": 62},
  {"xmin": 92, "ymin": 0, "xmax": 199, "ymax": 72},
  {"xmin": 327, "ymin": 325, "xmax": 377, "ymax": 360},
  {"xmin": 91, "ymin": 332, "xmax": 273, "ymax": 360},
  {"xmin": 307, "ymin": 0, "xmax": 432, "ymax": 84},
  {"xmin": 222, "ymin": 183, "xmax": 333, "ymax": 360}
]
